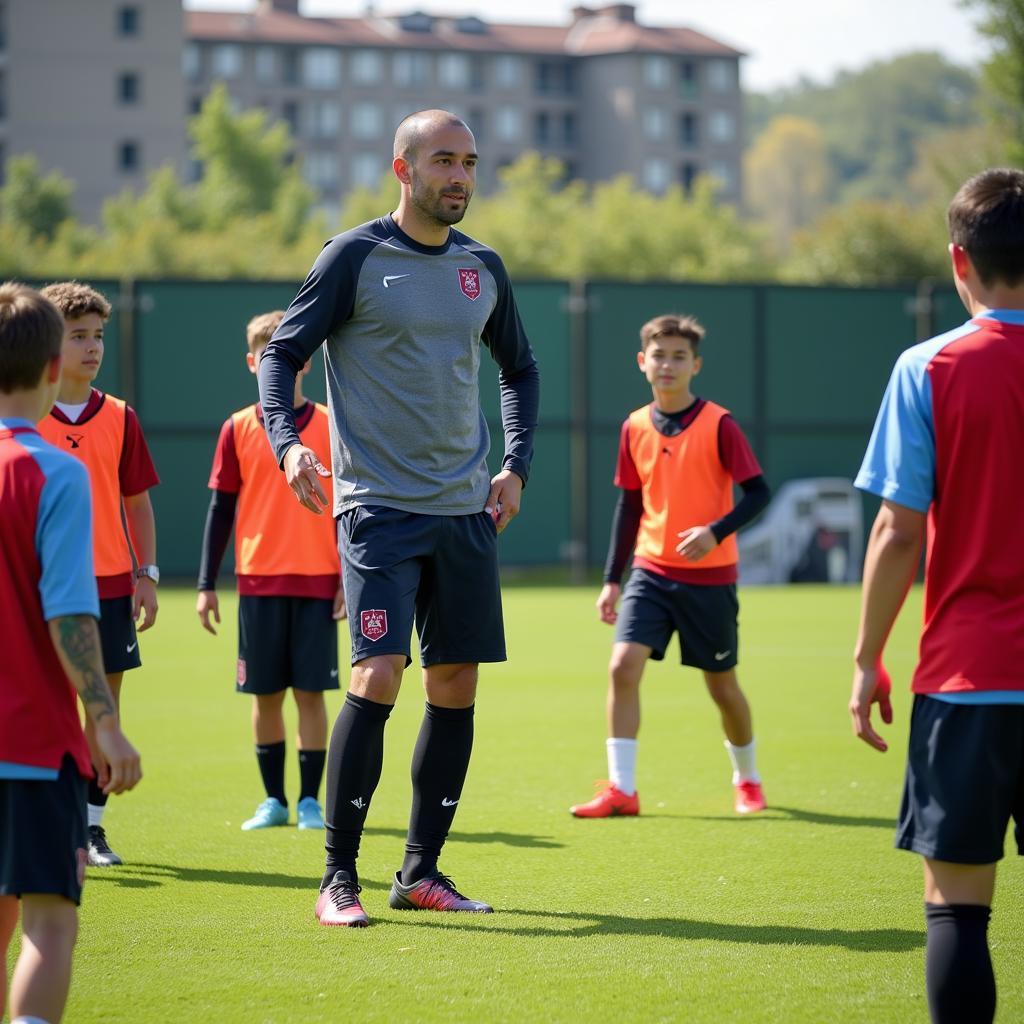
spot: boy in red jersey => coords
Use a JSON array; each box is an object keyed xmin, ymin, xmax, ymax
[
  {"xmin": 571, "ymin": 315, "xmax": 770, "ymax": 819},
  {"xmin": 197, "ymin": 311, "xmax": 345, "ymax": 834},
  {"xmin": 851, "ymin": 168, "xmax": 1024, "ymax": 1024},
  {"xmin": 37, "ymin": 282, "xmax": 159, "ymax": 869},
  {"xmin": 0, "ymin": 282, "xmax": 140, "ymax": 1024}
]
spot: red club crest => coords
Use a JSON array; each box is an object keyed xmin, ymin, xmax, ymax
[
  {"xmin": 360, "ymin": 609, "xmax": 388, "ymax": 642},
  {"xmin": 457, "ymin": 268, "xmax": 481, "ymax": 300}
]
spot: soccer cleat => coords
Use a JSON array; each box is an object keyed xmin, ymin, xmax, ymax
[
  {"xmin": 315, "ymin": 872, "xmax": 369, "ymax": 927},
  {"xmin": 388, "ymin": 871, "xmax": 493, "ymax": 913},
  {"xmin": 296, "ymin": 797, "xmax": 325, "ymax": 831},
  {"xmin": 87, "ymin": 825, "xmax": 123, "ymax": 867},
  {"xmin": 734, "ymin": 779, "xmax": 767, "ymax": 814},
  {"xmin": 570, "ymin": 781, "xmax": 640, "ymax": 818},
  {"xmin": 241, "ymin": 797, "xmax": 289, "ymax": 831}
]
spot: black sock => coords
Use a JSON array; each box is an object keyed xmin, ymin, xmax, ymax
[
  {"xmin": 322, "ymin": 693, "xmax": 393, "ymax": 889},
  {"xmin": 925, "ymin": 902, "xmax": 995, "ymax": 1024},
  {"xmin": 401, "ymin": 703, "xmax": 474, "ymax": 886},
  {"xmin": 87, "ymin": 772, "xmax": 109, "ymax": 809},
  {"xmin": 255, "ymin": 741, "xmax": 287, "ymax": 806},
  {"xmin": 298, "ymin": 748, "xmax": 326, "ymax": 802}
]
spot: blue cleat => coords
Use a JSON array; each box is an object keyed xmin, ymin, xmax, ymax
[
  {"xmin": 241, "ymin": 797, "xmax": 289, "ymax": 831},
  {"xmin": 297, "ymin": 797, "xmax": 325, "ymax": 831}
]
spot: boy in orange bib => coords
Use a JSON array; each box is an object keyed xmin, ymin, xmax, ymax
[{"xmin": 571, "ymin": 314, "xmax": 770, "ymax": 819}]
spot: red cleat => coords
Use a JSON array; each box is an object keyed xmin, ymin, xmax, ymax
[
  {"xmin": 734, "ymin": 779, "xmax": 766, "ymax": 814},
  {"xmin": 315, "ymin": 872, "xmax": 369, "ymax": 927},
  {"xmin": 570, "ymin": 781, "xmax": 639, "ymax": 818}
]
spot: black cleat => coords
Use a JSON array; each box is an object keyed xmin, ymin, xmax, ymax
[{"xmin": 87, "ymin": 825, "xmax": 123, "ymax": 867}]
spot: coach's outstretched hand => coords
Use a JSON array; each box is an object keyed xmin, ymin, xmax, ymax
[
  {"xmin": 849, "ymin": 660, "xmax": 893, "ymax": 753},
  {"xmin": 197, "ymin": 590, "xmax": 221, "ymax": 635},
  {"xmin": 284, "ymin": 443, "xmax": 331, "ymax": 514},
  {"xmin": 485, "ymin": 469, "xmax": 523, "ymax": 533},
  {"xmin": 596, "ymin": 583, "xmax": 621, "ymax": 625},
  {"xmin": 94, "ymin": 721, "xmax": 142, "ymax": 795}
]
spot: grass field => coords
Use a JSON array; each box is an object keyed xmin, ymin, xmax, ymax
[{"xmin": 20, "ymin": 585, "xmax": 1022, "ymax": 1023}]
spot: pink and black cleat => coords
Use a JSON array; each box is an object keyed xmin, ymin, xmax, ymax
[
  {"xmin": 315, "ymin": 872, "xmax": 370, "ymax": 927},
  {"xmin": 388, "ymin": 871, "xmax": 493, "ymax": 913}
]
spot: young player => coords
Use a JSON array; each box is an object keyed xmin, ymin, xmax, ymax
[
  {"xmin": 36, "ymin": 282, "xmax": 159, "ymax": 868},
  {"xmin": 0, "ymin": 281, "xmax": 141, "ymax": 1024},
  {"xmin": 850, "ymin": 168, "xmax": 1024, "ymax": 1024},
  {"xmin": 197, "ymin": 311, "xmax": 345, "ymax": 832},
  {"xmin": 571, "ymin": 315, "xmax": 770, "ymax": 819}
]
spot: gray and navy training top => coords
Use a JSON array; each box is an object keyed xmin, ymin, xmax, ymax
[{"xmin": 258, "ymin": 214, "xmax": 540, "ymax": 517}]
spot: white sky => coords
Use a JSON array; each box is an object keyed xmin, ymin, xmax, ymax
[{"xmin": 185, "ymin": 0, "xmax": 991, "ymax": 91}]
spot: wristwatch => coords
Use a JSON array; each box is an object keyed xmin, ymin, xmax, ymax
[{"xmin": 136, "ymin": 564, "xmax": 160, "ymax": 585}]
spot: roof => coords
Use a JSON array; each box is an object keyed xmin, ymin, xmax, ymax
[{"xmin": 186, "ymin": 9, "xmax": 745, "ymax": 58}]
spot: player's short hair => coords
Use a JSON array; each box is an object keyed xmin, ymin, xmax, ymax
[
  {"xmin": 948, "ymin": 168, "xmax": 1024, "ymax": 287},
  {"xmin": 394, "ymin": 109, "xmax": 471, "ymax": 161},
  {"xmin": 39, "ymin": 281, "xmax": 112, "ymax": 322},
  {"xmin": 639, "ymin": 314, "xmax": 706, "ymax": 354},
  {"xmin": 245, "ymin": 310, "xmax": 285, "ymax": 352},
  {"xmin": 0, "ymin": 282, "xmax": 65, "ymax": 393}
]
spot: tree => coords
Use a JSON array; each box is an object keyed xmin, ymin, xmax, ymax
[
  {"xmin": 0, "ymin": 155, "xmax": 75, "ymax": 241},
  {"xmin": 745, "ymin": 116, "xmax": 831, "ymax": 252}
]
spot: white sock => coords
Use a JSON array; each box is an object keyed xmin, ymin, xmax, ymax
[
  {"xmin": 725, "ymin": 739, "xmax": 759, "ymax": 784},
  {"xmin": 87, "ymin": 803, "xmax": 105, "ymax": 828},
  {"xmin": 606, "ymin": 737, "xmax": 638, "ymax": 796}
]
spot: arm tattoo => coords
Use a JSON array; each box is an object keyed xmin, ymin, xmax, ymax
[{"xmin": 58, "ymin": 616, "xmax": 116, "ymax": 723}]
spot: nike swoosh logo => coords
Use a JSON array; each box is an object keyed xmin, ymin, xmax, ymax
[
  {"xmin": 126, "ymin": 641, "xmax": 138, "ymax": 653},
  {"xmin": 441, "ymin": 797, "xmax": 459, "ymax": 807},
  {"xmin": 382, "ymin": 274, "xmax": 410, "ymax": 288},
  {"xmin": 714, "ymin": 650, "xmax": 731, "ymax": 661}
]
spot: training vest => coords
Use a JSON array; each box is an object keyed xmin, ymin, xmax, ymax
[
  {"xmin": 628, "ymin": 401, "xmax": 739, "ymax": 572},
  {"xmin": 232, "ymin": 404, "xmax": 338, "ymax": 579}
]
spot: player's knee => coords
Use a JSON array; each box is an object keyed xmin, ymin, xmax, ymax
[
  {"xmin": 21, "ymin": 898, "xmax": 78, "ymax": 955},
  {"xmin": 350, "ymin": 657, "xmax": 404, "ymax": 702}
]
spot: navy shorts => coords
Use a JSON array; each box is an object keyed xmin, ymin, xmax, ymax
[
  {"xmin": 0, "ymin": 756, "xmax": 88, "ymax": 905},
  {"xmin": 98, "ymin": 595, "xmax": 141, "ymax": 675},
  {"xmin": 236, "ymin": 595, "xmax": 340, "ymax": 695},
  {"xmin": 340, "ymin": 505, "xmax": 506, "ymax": 668},
  {"xmin": 615, "ymin": 568, "xmax": 739, "ymax": 671},
  {"xmin": 896, "ymin": 696, "xmax": 1024, "ymax": 864}
]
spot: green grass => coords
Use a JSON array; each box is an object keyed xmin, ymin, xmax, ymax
[{"xmin": 19, "ymin": 586, "xmax": 1023, "ymax": 1023}]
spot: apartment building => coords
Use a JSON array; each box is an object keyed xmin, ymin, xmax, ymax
[
  {"xmin": 0, "ymin": 0, "xmax": 185, "ymax": 222},
  {"xmin": 186, "ymin": 1, "xmax": 744, "ymax": 206}
]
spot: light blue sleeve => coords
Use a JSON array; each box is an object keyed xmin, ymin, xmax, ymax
[
  {"xmin": 36, "ymin": 455, "xmax": 100, "ymax": 620},
  {"xmin": 854, "ymin": 347, "xmax": 936, "ymax": 514}
]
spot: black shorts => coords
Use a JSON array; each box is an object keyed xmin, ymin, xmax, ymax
[
  {"xmin": 896, "ymin": 696, "xmax": 1024, "ymax": 864},
  {"xmin": 98, "ymin": 595, "xmax": 141, "ymax": 675},
  {"xmin": 615, "ymin": 568, "xmax": 739, "ymax": 671},
  {"xmin": 340, "ymin": 505, "xmax": 506, "ymax": 668},
  {"xmin": 236, "ymin": 595, "xmax": 340, "ymax": 695},
  {"xmin": 0, "ymin": 755, "xmax": 88, "ymax": 905}
]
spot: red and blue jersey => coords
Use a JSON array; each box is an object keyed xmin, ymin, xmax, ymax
[
  {"xmin": 856, "ymin": 309, "xmax": 1024, "ymax": 698},
  {"xmin": 0, "ymin": 418, "xmax": 98, "ymax": 779}
]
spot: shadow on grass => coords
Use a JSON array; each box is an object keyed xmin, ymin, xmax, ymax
[
  {"xmin": 379, "ymin": 906, "xmax": 923, "ymax": 952},
  {"xmin": 85, "ymin": 862, "xmax": 390, "ymax": 893},
  {"xmin": 364, "ymin": 826, "xmax": 563, "ymax": 849},
  {"xmin": 685, "ymin": 804, "xmax": 895, "ymax": 830}
]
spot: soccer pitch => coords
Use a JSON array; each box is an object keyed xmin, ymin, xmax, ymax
[{"xmin": 47, "ymin": 585, "xmax": 1022, "ymax": 1023}]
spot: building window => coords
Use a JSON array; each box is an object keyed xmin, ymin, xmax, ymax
[
  {"xmin": 438, "ymin": 53, "xmax": 470, "ymax": 89},
  {"xmin": 495, "ymin": 106, "xmax": 521, "ymax": 142},
  {"xmin": 254, "ymin": 47, "xmax": 277, "ymax": 84},
  {"xmin": 708, "ymin": 110, "xmax": 736, "ymax": 143},
  {"xmin": 211, "ymin": 44, "xmax": 242, "ymax": 80},
  {"xmin": 494, "ymin": 55, "xmax": 522, "ymax": 90},
  {"xmin": 351, "ymin": 102, "xmax": 383, "ymax": 140},
  {"xmin": 118, "ymin": 5, "xmax": 139, "ymax": 36},
  {"xmin": 679, "ymin": 112, "xmax": 699, "ymax": 148},
  {"xmin": 0, "ymin": 70, "xmax": 6, "ymax": 121},
  {"xmin": 117, "ymin": 72, "xmax": 140, "ymax": 105},
  {"xmin": 562, "ymin": 112, "xmax": 576, "ymax": 146},
  {"xmin": 302, "ymin": 48, "xmax": 340, "ymax": 89},
  {"xmin": 534, "ymin": 111, "xmax": 550, "ymax": 147},
  {"xmin": 643, "ymin": 107, "xmax": 668, "ymax": 142},
  {"xmin": 351, "ymin": 153, "xmax": 382, "ymax": 189},
  {"xmin": 188, "ymin": 95, "xmax": 202, "ymax": 116},
  {"xmin": 118, "ymin": 141, "xmax": 140, "ymax": 173},
  {"xmin": 643, "ymin": 56, "xmax": 670, "ymax": 90},
  {"xmin": 467, "ymin": 108, "xmax": 485, "ymax": 141},
  {"xmin": 183, "ymin": 44, "xmax": 201, "ymax": 81},
  {"xmin": 679, "ymin": 60, "xmax": 698, "ymax": 99},
  {"xmin": 680, "ymin": 161, "xmax": 699, "ymax": 192},
  {"xmin": 351, "ymin": 49, "xmax": 382, "ymax": 84},
  {"xmin": 709, "ymin": 159, "xmax": 736, "ymax": 193},
  {"xmin": 394, "ymin": 52, "xmax": 431, "ymax": 87},
  {"xmin": 643, "ymin": 159, "xmax": 670, "ymax": 193},
  {"xmin": 282, "ymin": 101, "xmax": 300, "ymax": 137},
  {"xmin": 535, "ymin": 60, "xmax": 574, "ymax": 96},
  {"xmin": 706, "ymin": 59, "xmax": 736, "ymax": 93},
  {"xmin": 307, "ymin": 100, "xmax": 340, "ymax": 139},
  {"xmin": 304, "ymin": 152, "xmax": 339, "ymax": 191}
]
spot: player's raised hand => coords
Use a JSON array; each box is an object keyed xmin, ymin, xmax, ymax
[
  {"xmin": 485, "ymin": 469, "xmax": 523, "ymax": 533},
  {"xmin": 676, "ymin": 525, "xmax": 717, "ymax": 561},
  {"xmin": 596, "ymin": 582, "xmax": 621, "ymax": 624},
  {"xmin": 284, "ymin": 443, "xmax": 330, "ymax": 514},
  {"xmin": 94, "ymin": 722, "xmax": 142, "ymax": 795},
  {"xmin": 849, "ymin": 660, "xmax": 893, "ymax": 753},
  {"xmin": 197, "ymin": 590, "xmax": 221, "ymax": 635},
  {"xmin": 133, "ymin": 577, "xmax": 159, "ymax": 632},
  {"xmin": 332, "ymin": 583, "xmax": 348, "ymax": 621}
]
